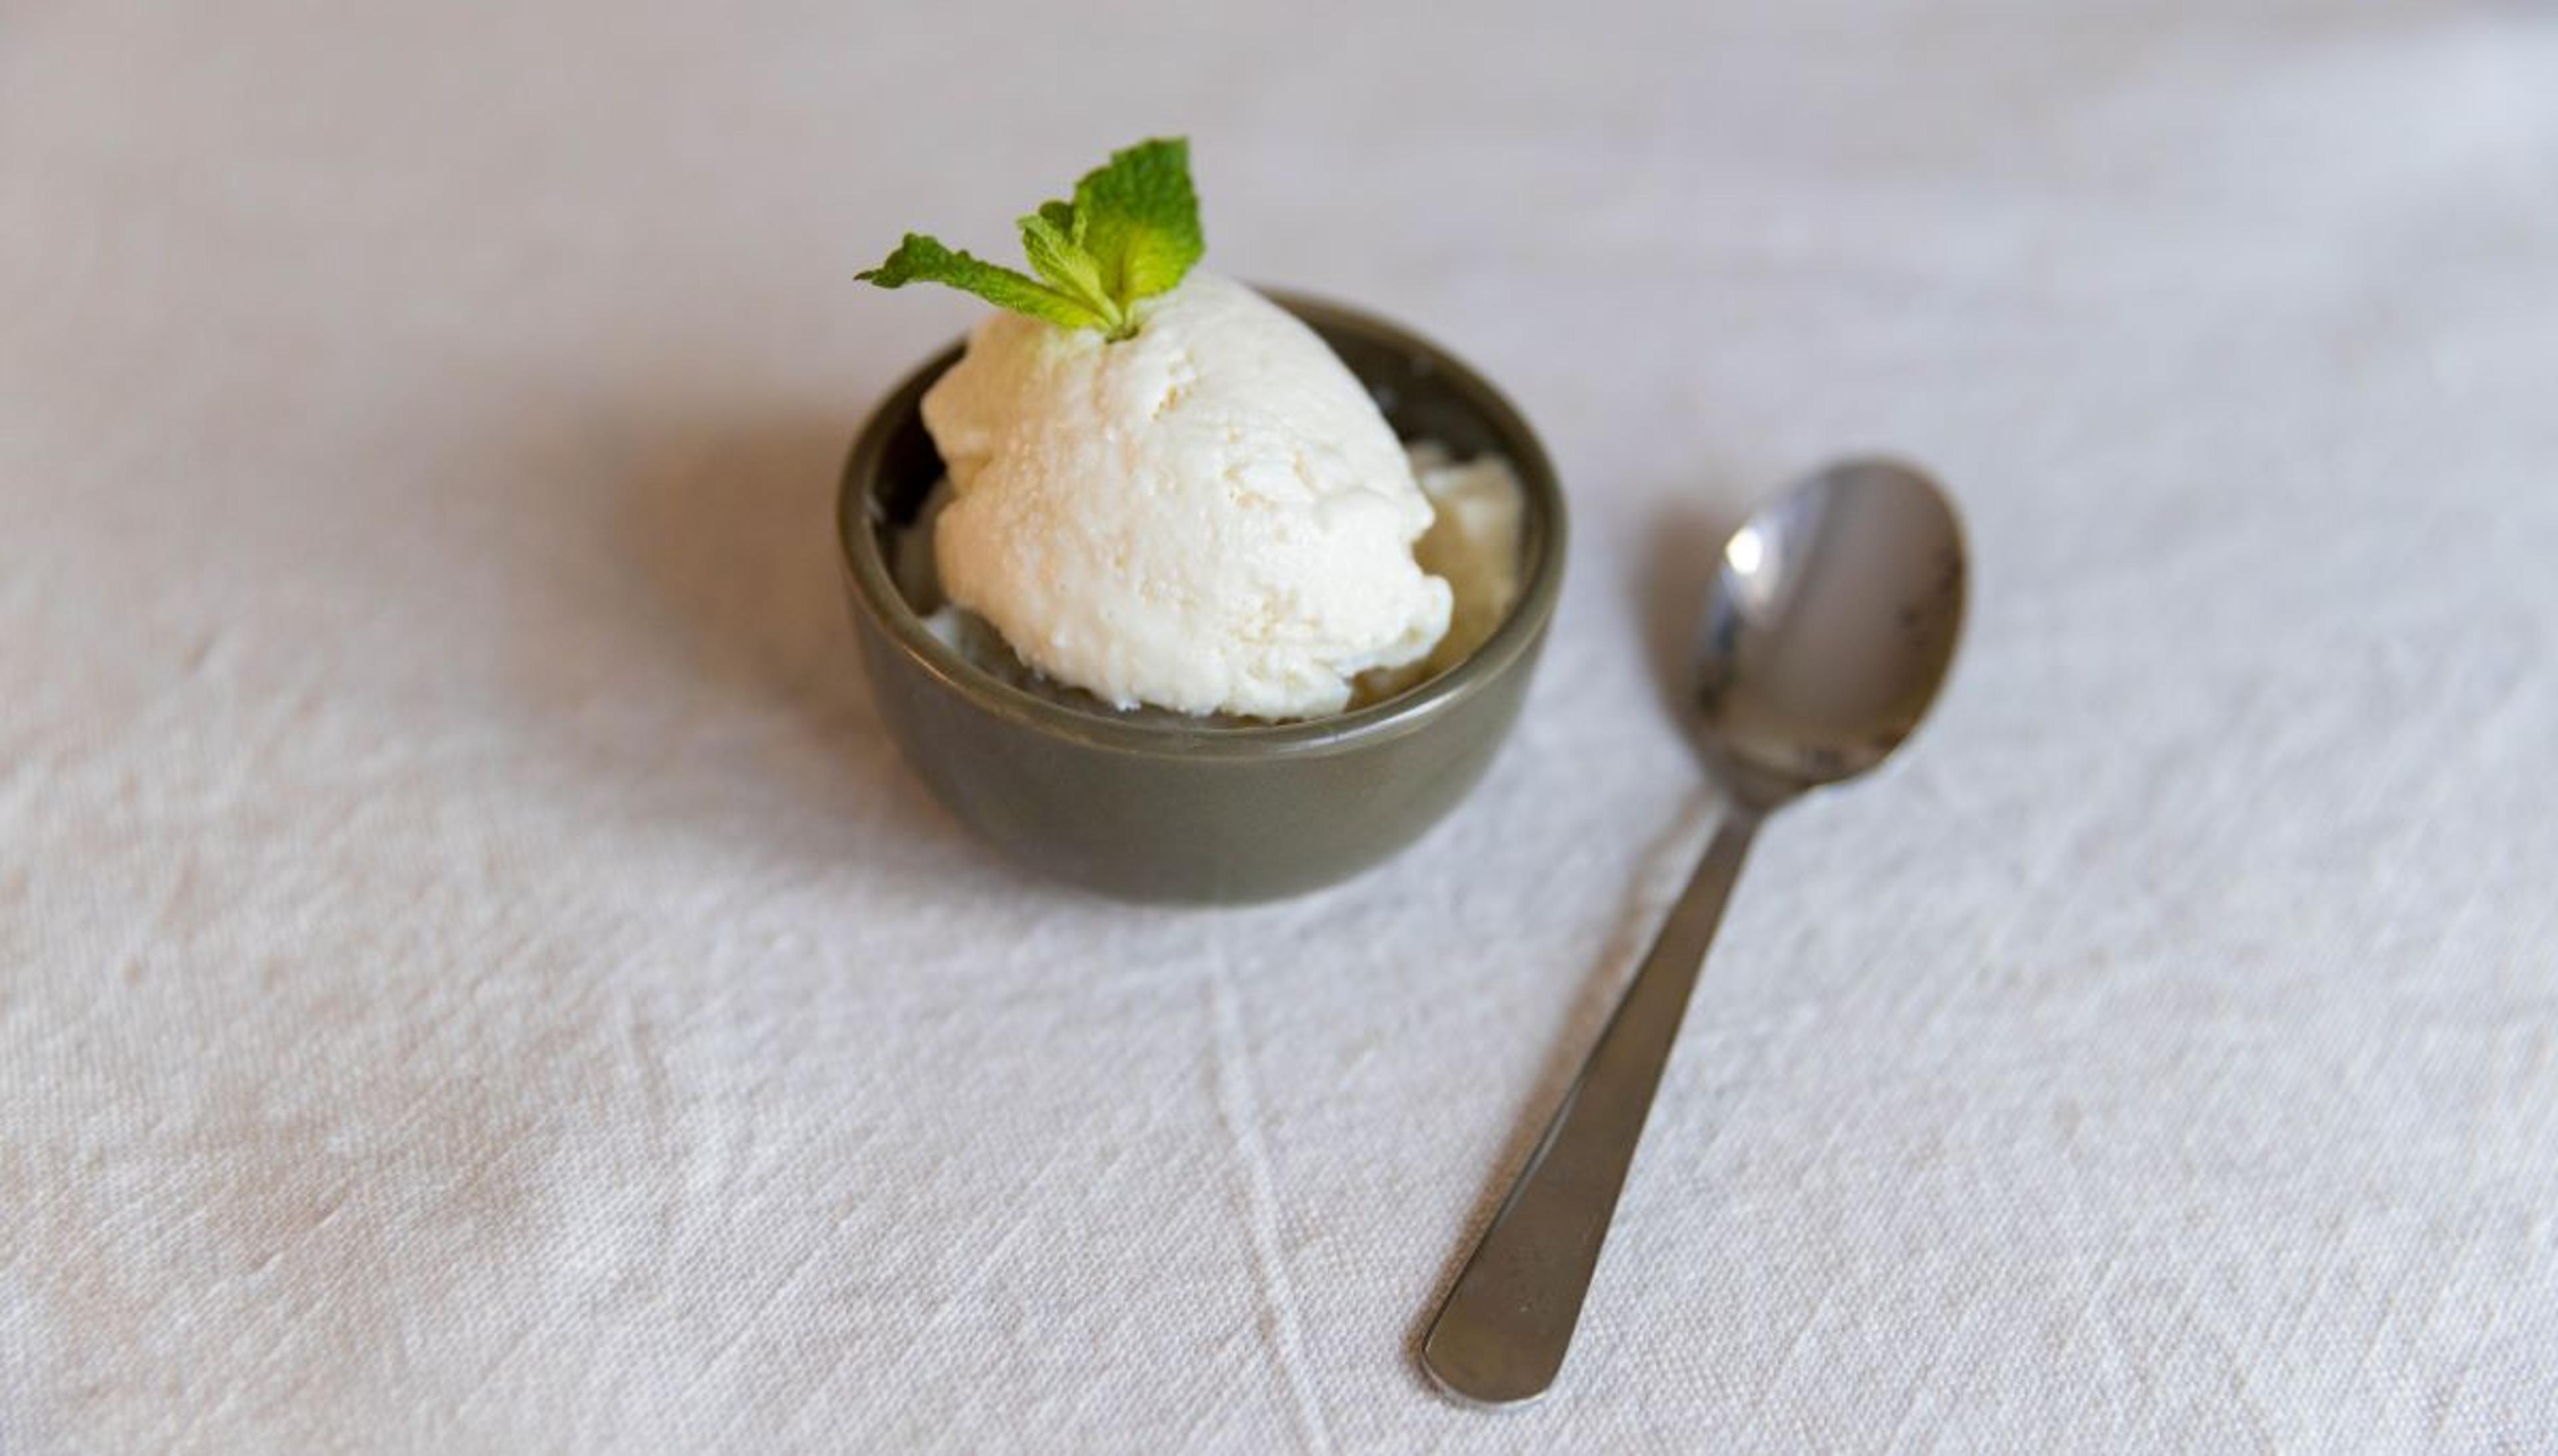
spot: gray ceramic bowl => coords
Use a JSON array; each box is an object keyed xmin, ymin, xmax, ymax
[{"xmin": 837, "ymin": 292, "xmax": 1565, "ymax": 903}]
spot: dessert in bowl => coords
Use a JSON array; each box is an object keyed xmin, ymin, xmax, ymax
[{"xmin": 837, "ymin": 141, "xmax": 1565, "ymax": 901}]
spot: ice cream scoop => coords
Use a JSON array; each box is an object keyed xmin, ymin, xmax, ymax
[{"xmin": 920, "ymin": 272, "xmax": 1453, "ymax": 719}]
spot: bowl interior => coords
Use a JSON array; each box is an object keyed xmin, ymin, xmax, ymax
[{"xmin": 847, "ymin": 291, "xmax": 1563, "ymax": 746}]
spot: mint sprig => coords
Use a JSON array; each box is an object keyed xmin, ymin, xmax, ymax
[{"xmin": 859, "ymin": 138, "xmax": 1205, "ymax": 342}]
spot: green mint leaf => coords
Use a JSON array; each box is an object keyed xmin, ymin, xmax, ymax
[
  {"xmin": 859, "ymin": 139, "xmax": 1204, "ymax": 341},
  {"xmin": 1072, "ymin": 137, "xmax": 1204, "ymax": 310},
  {"xmin": 857, "ymin": 233, "xmax": 1108, "ymax": 333},
  {"xmin": 1034, "ymin": 198, "xmax": 1080, "ymax": 241},
  {"xmin": 1015, "ymin": 211, "xmax": 1121, "ymax": 334}
]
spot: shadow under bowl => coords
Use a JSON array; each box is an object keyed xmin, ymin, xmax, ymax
[{"xmin": 837, "ymin": 291, "xmax": 1567, "ymax": 903}]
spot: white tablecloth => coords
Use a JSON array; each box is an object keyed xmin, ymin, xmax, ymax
[{"xmin": 7, "ymin": 2, "xmax": 2555, "ymax": 1450}]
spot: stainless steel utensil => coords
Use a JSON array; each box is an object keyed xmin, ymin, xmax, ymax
[{"xmin": 1421, "ymin": 458, "xmax": 1968, "ymax": 1406}]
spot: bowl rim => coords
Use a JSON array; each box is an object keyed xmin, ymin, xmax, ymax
[{"xmin": 836, "ymin": 288, "xmax": 1568, "ymax": 761}]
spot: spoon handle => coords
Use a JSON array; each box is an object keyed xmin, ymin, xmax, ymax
[{"xmin": 1421, "ymin": 811, "xmax": 1760, "ymax": 1407}]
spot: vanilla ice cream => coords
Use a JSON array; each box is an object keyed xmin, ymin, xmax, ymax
[
  {"xmin": 1357, "ymin": 443, "xmax": 1527, "ymax": 701},
  {"xmin": 919, "ymin": 272, "xmax": 1453, "ymax": 719}
]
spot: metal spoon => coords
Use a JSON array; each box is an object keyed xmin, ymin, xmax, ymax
[{"xmin": 1420, "ymin": 458, "xmax": 1968, "ymax": 1407}]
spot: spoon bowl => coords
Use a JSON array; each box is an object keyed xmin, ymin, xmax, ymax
[
  {"xmin": 1699, "ymin": 459, "xmax": 1967, "ymax": 809},
  {"xmin": 1421, "ymin": 458, "xmax": 1966, "ymax": 1407}
]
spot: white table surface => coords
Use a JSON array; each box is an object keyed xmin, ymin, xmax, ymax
[{"xmin": 6, "ymin": 2, "xmax": 2555, "ymax": 1450}]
